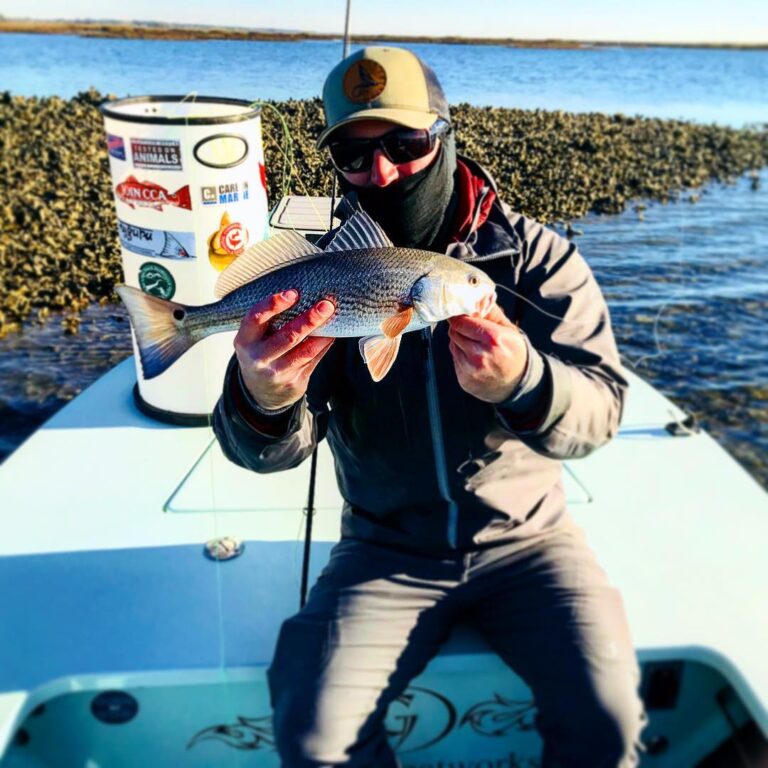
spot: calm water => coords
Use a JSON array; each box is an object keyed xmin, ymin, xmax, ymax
[
  {"xmin": 1, "ymin": 33, "xmax": 767, "ymax": 126},
  {"xmin": 1, "ymin": 173, "xmax": 766, "ymax": 487}
]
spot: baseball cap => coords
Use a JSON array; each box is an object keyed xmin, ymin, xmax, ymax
[{"xmin": 316, "ymin": 46, "xmax": 450, "ymax": 149}]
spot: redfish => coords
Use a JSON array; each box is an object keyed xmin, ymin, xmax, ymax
[
  {"xmin": 117, "ymin": 209, "xmax": 495, "ymax": 382},
  {"xmin": 115, "ymin": 176, "xmax": 192, "ymax": 212}
]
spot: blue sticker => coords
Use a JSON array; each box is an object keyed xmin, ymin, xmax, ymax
[
  {"xmin": 118, "ymin": 219, "xmax": 195, "ymax": 259},
  {"xmin": 107, "ymin": 133, "xmax": 126, "ymax": 161}
]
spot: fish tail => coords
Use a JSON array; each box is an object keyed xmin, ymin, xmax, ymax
[
  {"xmin": 116, "ymin": 285, "xmax": 196, "ymax": 379},
  {"xmin": 174, "ymin": 185, "xmax": 192, "ymax": 210}
]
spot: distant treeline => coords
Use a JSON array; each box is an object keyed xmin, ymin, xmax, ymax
[{"xmin": 1, "ymin": 19, "xmax": 766, "ymax": 50}]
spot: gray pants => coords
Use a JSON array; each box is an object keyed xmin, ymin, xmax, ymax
[{"xmin": 267, "ymin": 515, "xmax": 646, "ymax": 767}]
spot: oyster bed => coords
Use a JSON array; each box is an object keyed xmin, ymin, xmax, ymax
[{"xmin": 1, "ymin": 90, "xmax": 765, "ymax": 337}]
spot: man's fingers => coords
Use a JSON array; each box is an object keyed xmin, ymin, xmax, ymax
[
  {"xmin": 235, "ymin": 290, "xmax": 299, "ymax": 347},
  {"xmin": 260, "ymin": 299, "xmax": 336, "ymax": 363},
  {"xmin": 450, "ymin": 303, "xmax": 514, "ymax": 338},
  {"xmin": 483, "ymin": 302, "xmax": 515, "ymax": 327},
  {"xmin": 298, "ymin": 336, "xmax": 336, "ymax": 377},
  {"xmin": 450, "ymin": 331, "xmax": 486, "ymax": 357},
  {"xmin": 274, "ymin": 337, "xmax": 335, "ymax": 373},
  {"xmin": 449, "ymin": 333, "xmax": 486, "ymax": 368},
  {"xmin": 448, "ymin": 315, "xmax": 499, "ymax": 344},
  {"xmin": 449, "ymin": 339, "xmax": 473, "ymax": 377}
]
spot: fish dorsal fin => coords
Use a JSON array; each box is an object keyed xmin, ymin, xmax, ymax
[
  {"xmin": 358, "ymin": 334, "xmax": 402, "ymax": 382},
  {"xmin": 214, "ymin": 230, "xmax": 322, "ymax": 298},
  {"xmin": 323, "ymin": 209, "xmax": 393, "ymax": 252}
]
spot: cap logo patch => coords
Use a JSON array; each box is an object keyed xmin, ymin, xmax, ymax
[{"xmin": 343, "ymin": 59, "xmax": 387, "ymax": 103}]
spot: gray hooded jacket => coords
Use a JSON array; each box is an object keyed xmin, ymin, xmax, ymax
[{"xmin": 212, "ymin": 158, "xmax": 628, "ymax": 553}]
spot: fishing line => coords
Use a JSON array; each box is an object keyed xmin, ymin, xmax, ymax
[
  {"xmin": 248, "ymin": 101, "xmax": 294, "ymax": 203},
  {"xmin": 249, "ymin": 100, "xmax": 332, "ymax": 235},
  {"xmin": 494, "ymin": 274, "xmax": 676, "ymax": 373},
  {"xmin": 247, "ymin": 100, "xmax": 328, "ymax": 592},
  {"xmin": 180, "ymin": 90, "xmax": 243, "ymax": 757},
  {"xmin": 627, "ymin": 196, "xmax": 706, "ymax": 422}
]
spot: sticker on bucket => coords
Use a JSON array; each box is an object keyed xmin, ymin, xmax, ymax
[
  {"xmin": 118, "ymin": 219, "xmax": 195, "ymax": 259},
  {"xmin": 208, "ymin": 211, "xmax": 249, "ymax": 271},
  {"xmin": 131, "ymin": 138, "xmax": 183, "ymax": 171},
  {"xmin": 194, "ymin": 134, "xmax": 249, "ymax": 169},
  {"xmin": 115, "ymin": 176, "xmax": 192, "ymax": 212},
  {"xmin": 106, "ymin": 134, "xmax": 126, "ymax": 161},
  {"xmin": 201, "ymin": 181, "xmax": 250, "ymax": 206},
  {"xmin": 139, "ymin": 262, "xmax": 176, "ymax": 300}
]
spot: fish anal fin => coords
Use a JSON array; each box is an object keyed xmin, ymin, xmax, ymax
[
  {"xmin": 380, "ymin": 305, "xmax": 413, "ymax": 338},
  {"xmin": 358, "ymin": 334, "xmax": 402, "ymax": 382},
  {"xmin": 214, "ymin": 230, "xmax": 322, "ymax": 298}
]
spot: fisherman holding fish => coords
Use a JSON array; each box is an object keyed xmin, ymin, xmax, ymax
[{"xmin": 210, "ymin": 47, "xmax": 645, "ymax": 767}]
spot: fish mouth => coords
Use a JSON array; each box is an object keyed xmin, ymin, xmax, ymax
[{"xmin": 477, "ymin": 292, "xmax": 494, "ymax": 318}]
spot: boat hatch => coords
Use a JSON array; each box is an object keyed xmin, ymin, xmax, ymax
[
  {"xmin": 164, "ymin": 439, "xmax": 591, "ymax": 514},
  {"xmin": 270, "ymin": 195, "xmax": 339, "ymax": 240}
]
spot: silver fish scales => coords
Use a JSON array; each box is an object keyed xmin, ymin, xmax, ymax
[
  {"xmin": 190, "ymin": 247, "xmax": 438, "ymax": 338},
  {"xmin": 117, "ymin": 210, "xmax": 496, "ymax": 382}
]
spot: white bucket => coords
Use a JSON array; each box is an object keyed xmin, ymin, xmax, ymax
[{"xmin": 100, "ymin": 96, "xmax": 269, "ymax": 423}]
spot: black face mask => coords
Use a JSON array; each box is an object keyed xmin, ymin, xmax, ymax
[{"xmin": 338, "ymin": 130, "xmax": 458, "ymax": 251}]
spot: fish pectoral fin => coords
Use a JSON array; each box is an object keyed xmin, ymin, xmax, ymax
[
  {"xmin": 359, "ymin": 334, "xmax": 402, "ymax": 382},
  {"xmin": 380, "ymin": 305, "xmax": 413, "ymax": 338}
]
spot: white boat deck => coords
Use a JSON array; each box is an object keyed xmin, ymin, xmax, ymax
[{"xmin": 1, "ymin": 356, "xmax": 767, "ymax": 760}]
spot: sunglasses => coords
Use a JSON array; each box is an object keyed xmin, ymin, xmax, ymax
[{"xmin": 327, "ymin": 119, "xmax": 451, "ymax": 173}]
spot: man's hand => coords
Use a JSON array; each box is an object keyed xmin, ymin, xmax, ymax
[
  {"xmin": 447, "ymin": 303, "xmax": 528, "ymax": 403},
  {"xmin": 234, "ymin": 290, "xmax": 336, "ymax": 411}
]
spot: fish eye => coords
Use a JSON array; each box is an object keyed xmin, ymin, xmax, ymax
[{"xmin": 468, "ymin": 275, "xmax": 479, "ymax": 286}]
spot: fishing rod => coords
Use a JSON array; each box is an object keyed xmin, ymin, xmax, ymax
[
  {"xmin": 327, "ymin": 0, "xmax": 352, "ymax": 231},
  {"xmin": 300, "ymin": 0, "xmax": 353, "ymax": 609}
]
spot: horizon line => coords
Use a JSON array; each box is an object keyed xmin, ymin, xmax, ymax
[{"xmin": 1, "ymin": 18, "xmax": 766, "ymax": 49}]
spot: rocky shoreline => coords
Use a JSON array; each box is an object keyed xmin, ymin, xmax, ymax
[{"xmin": 0, "ymin": 90, "xmax": 766, "ymax": 338}]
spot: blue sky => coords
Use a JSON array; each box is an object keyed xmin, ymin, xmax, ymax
[{"xmin": 4, "ymin": 0, "xmax": 767, "ymax": 43}]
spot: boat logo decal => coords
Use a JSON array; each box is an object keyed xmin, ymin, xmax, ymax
[
  {"xmin": 344, "ymin": 59, "xmax": 387, "ymax": 103},
  {"xmin": 138, "ymin": 261, "xmax": 176, "ymax": 300},
  {"xmin": 201, "ymin": 180, "xmax": 251, "ymax": 206},
  {"xmin": 130, "ymin": 138, "xmax": 183, "ymax": 171},
  {"xmin": 193, "ymin": 133, "xmax": 249, "ymax": 169},
  {"xmin": 187, "ymin": 715, "xmax": 275, "ymax": 751},
  {"xmin": 118, "ymin": 219, "xmax": 195, "ymax": 260},
  {"xmin": 187, "ymin": 688, "xmax": 538, "ymax": 757},
  {"xmin": 106, "ymin": 133, "xmax": 126, "ymax": 161},
  {"xmin": 386, "ymin": 686, "xmax": 456, "ymax": 753},
  {"xmin": 460, "ymin": 694, "xmax": 538, "ymax": 737}
]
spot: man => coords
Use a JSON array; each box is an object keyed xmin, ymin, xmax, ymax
[{"xmin": 214, "ymin": 47, "xmax": 646, "ymax": 767}]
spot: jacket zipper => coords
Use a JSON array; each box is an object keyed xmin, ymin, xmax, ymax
[{"xmin": 422, "ymin": 327, "xmax": 459, "ymax": 549}]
